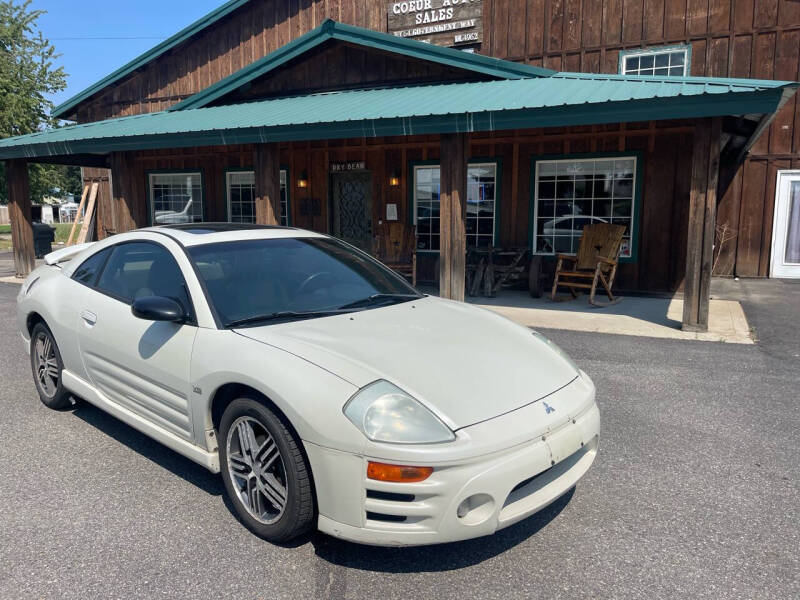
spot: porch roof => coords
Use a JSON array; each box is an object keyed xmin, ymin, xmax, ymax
[{"xmin": 1, "ymin": 73, "xmax": 796, "ymax": 161}]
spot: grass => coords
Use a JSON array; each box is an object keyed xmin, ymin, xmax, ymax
[{"xmin": 0, "ymin": 222, "xmax": 75, "ymax": 250}]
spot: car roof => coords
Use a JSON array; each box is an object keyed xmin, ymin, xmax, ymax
[{"xmin": 141, "ymin": 222, "xmax": 327, "ymax": 247}]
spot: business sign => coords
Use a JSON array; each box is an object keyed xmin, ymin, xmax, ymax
[
  {"xmin": 330, "ymin": 161, "xmax": 366, "ymax": 172},
  {"xmin": 387, "ymin": 0, "xmax": 483, "ymax": 47}
]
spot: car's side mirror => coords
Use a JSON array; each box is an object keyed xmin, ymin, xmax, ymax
[{"xmin": 131, "ymin": 296, "xmax": 186, "ymax": 323}]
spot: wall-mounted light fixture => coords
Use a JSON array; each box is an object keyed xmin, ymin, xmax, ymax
[
  {"xmin": 297, "ymin": 170, "xmax": 309, "ymax": 188},
  {"xmin": 388, "ymin": 170, "xmax": 401, "ymax": 187}
]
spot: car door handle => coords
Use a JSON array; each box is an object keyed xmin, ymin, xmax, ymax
[{"xmin": 81, "ymin": 310, "xmax": 97, "ymax": 326}]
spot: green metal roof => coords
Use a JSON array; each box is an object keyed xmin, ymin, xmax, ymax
[
  {"xmin": 170, "ymin": 19, "xmax": 554, "ymax": 112},
  {"xmin": 50, "ymin": 0, "xmax": 252, "ymax": 120},
  {"xmin": 3, "ymin": 74, "xmax": 795, "ymax": 160}
]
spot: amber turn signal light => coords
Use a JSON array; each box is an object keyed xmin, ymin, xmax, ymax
[{"xmin": 367, "ymin": 462, "xmax": 433, "ymax": 483}]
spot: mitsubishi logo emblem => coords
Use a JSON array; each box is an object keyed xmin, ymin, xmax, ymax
[{"xmin": 543, "ymin": 402, "xmax": 555, "ymax": 414}]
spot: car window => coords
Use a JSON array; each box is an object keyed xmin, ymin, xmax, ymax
[
  {"xmin": 96, "ymin": 242, "xmax": 192, "ymax": 313},
  {"xmin": 72, "ymin": 248, "xmax": 112, "ymax": 286},
  {"xmin": 188, "ymin": 237, "xmax": 419, "ymax": 326}
]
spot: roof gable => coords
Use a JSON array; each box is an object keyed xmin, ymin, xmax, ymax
[
  {"xmin": 197, "ymin": 38, "xmax": 498, "ymax": 107},
  {"xmin": 51, "ymin": 0, "xmax": 251, "ymax": 120},
  {"xmin": 169, "ymin": 19, "xmax": 554, "ymax": 111}
]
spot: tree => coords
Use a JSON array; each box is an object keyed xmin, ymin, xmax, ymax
[{"xmin": 0, "ymin": 0, "xmax": 81, "ymax": 205}]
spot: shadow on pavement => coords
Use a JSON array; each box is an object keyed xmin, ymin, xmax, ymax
[
  {"xmin": 311, "ymin": 488, "xmax": 574, "ymax": 572},
  {"xmin": 69, "ymin": 395, "xmax": 575, "ymax": 567},
  {"xmin": 70, "ymin": 400, "xmax": 224, "ymax": 496}
]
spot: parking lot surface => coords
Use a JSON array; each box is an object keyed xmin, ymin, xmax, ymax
[{"xmin": 0, "ymin": 280, "xmax": 797, "ymax": 599}]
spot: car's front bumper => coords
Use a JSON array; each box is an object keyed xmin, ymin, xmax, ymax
[{"xmin": 304, "ymin": 373, "xmax": 600, "ymax": 546}]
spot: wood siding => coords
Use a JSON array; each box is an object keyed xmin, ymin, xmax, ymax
[
  {"xmin": 481, "ymin": 0, "xmax": 800, "ymax": 277},
  {"xmin": 73, "ymin": 0, "xmax": 799, "ymax": 278},
  {"xmin": 119, "ymin": 120, "xmax": 695, "ymax": 291}
]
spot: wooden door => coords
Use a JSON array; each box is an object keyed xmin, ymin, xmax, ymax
[{"xmin": 331, "ymin": 172, "xmax": 372, "ymax": 250}]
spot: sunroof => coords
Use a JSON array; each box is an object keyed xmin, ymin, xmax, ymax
[{"xmin": 158, "ymin": 222, "xmax": 289, "ymax": 233}]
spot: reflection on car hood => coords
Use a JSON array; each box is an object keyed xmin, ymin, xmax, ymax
[{"xmin": 235, "ymin": 296, "xmax": 578, "ymax": 429}]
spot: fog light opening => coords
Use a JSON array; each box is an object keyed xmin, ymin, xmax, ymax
[{"xmin": 456, "ymin": 493, "xmax": 495, "ymax": 526}]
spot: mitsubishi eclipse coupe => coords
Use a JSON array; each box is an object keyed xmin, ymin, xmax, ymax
[{"xmin": 17, "ymin": 223, "xmax": 600, "ymax": 546}]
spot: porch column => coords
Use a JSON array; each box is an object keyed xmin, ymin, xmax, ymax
[
  {"xmin": 5, "ymin": 159, "xmax": 35, "ymax": 277},
  {"xmin": 253, "ymin": 143, "xmax": 281, "ymax": 225},
  {"xmin": 109, "ymin": 152, "xmax": 138, "ymax": 234},
  {"xmin": 439, "ymin": 133, "xmax": 468, "ymax": 301},
  {"xmin": 683, "ymin": 117, "xmax": 722, "ymax": 332}
]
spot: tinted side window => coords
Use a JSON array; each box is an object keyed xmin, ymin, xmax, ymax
[
  {"xmin": 72, "ymin": 248, "xmax": 112, "ymax": 286},
  {"xmin": 96, "ymin": 242, "xmax": 192, "ymax": 312}
]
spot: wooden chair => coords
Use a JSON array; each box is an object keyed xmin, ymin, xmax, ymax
[
  {"xmin": 372, "ymin": 222, "xmax": 417, "ymax": 286},
  {"xmin": 551, "ymin": 223, "xmax": 626, "ymax": 306}
]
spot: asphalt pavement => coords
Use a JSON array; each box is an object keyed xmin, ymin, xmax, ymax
[{"xmin": 0, "ymin": 279, "xmax": 797, "ymax": 599}]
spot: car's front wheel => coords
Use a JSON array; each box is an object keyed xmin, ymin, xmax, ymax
[
  {"xmin": 29, "ymin": 322, "xmax": 72, "ymax": 410},
  {"xmin": 219, "ymin": 397, "xmax": 315, "ymax": 542}
]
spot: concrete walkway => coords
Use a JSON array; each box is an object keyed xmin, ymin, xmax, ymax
[{"xmin": 470, "ymin": 290, "xmax": 753, "ymax": 344}]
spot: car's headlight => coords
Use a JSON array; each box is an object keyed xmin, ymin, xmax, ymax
[
  {"xmin": 343, "ymin": 380, "xmax": 455, "ymax": 444},
  {"xmin": 532, "ymin": 330, "xmax": 579, "ymax": 372}
]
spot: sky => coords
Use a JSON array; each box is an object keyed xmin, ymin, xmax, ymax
[{"xmin": 33, "ymin": 0, "xmax": 225, "ymax": 109}]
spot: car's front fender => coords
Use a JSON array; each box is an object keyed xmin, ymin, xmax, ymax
[{"xmin": 189, "ymin": 327, "xmax": 365, "ymax": 454}]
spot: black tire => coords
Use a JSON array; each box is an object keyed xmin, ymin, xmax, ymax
[
  {"xmin": 219, "ymin": 397, "xmax": 315, "ymax": 543},
  {"xmin": 29, "ymin": 322, "xmax": 72, "ymax": 410}
]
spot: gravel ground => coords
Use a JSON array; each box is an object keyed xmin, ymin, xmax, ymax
[{"xmin": 0, "ymin": 278, "xmax": 797, "ymax": 600}]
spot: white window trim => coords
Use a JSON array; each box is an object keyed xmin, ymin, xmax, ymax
[
  {"xmin": 412, "ymin": 162, "xmax": 498, "ymax": 252},
  {"xmin": 619, "ymin": 45, "xmax": 690, "ymax": 76},
  {"xmin": 225, "ymin": 169, "xmax": 289, "ymax": 226},
  {"xmin": 532, "ymin": 155, "xmax": 638, "ymax": 259},
  {"xmin": 148, "ymin": 171, "xmax": 203, "ymax": 225}
]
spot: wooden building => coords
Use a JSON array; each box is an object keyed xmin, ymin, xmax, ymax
[{"xmin": 2, "ymin": 0, "xmax": 799, "ymax": 331}]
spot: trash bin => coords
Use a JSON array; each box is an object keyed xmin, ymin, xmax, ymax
[{"xmin": 32, "ymin": 222, "xmax": 56, "ymax": 258}]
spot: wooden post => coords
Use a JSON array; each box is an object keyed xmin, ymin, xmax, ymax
[
  {"xmin": 683, "ymin": 117, "xmax": 722, "ymax": 332},
  {"xmin": 5, "ymin": 159, "xmax": 35, "ymax": 277},
  {"xmin": 253, "ymin": 143, "xmax": 281, "ymax": 225},
  {"xmin": 439, "ymin": 133, "xmax": 468, "ymax": 301},
  {"xmin": 110, "ymin": 153, "xmax": 137, "ymax": 234}
]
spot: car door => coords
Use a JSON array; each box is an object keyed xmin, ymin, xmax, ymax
[{"xmin": 76, "ymin": 240, "xmax": 198, "ymax": 441}]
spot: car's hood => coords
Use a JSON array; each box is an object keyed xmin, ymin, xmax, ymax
[{"xmin": 235, "ymin": 296, "xmax": 578, "ymax": 429}]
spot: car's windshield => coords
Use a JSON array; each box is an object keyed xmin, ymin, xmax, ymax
[{"xmin": 187, "ymin": 237, "xmax": 421, "ymax": 327}]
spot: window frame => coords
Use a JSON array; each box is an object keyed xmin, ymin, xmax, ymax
[
  {"xmin": 408, "ymin": 158, "xmax": 502, "ymax": 253},
  {"xmin": 529, "ymin": 152, "xmax": 643, "ymax": 263},
  {"xmin": 618, "ymin": 44, "xmax": 691, "ymax": 77},
  {"xmin": 223, "ymin": 166, "xmax": 291, "ymax": 226},
  {"xmin": 88, "ymin": 240, "xmax": 198, "ymax": 325},
  {"xmin": 146, "ymin": 169, "xmax": 205, "ymax": 227}
]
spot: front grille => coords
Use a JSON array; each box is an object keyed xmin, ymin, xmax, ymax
[{"xmin": 509, "ymin": 465, "xmax": 552, "ymax": 495}]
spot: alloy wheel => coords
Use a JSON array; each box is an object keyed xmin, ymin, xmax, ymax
[
  {"xmin": 226, "ymin": 416, "xmax": 288, "ymax": 524},
  {"xmin": 34, "ymin": 331, "xmax": 59, "ymax": 398}
]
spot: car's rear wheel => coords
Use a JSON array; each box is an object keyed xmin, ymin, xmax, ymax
[
  {"xmin": 29, "ymin": 322, "xmax": 72, "ymax": 410},
  {"xmin": 219, "ymin": 398, "xmax": 315, "ymax": 542}
]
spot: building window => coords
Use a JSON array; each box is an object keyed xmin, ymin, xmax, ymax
[
  {"xmin": 149, "ymin": 172, "xmax": 203, "ymax": 224},
  {"xmin": 620, "ymin": 45, "xmax": 689, "ymax": 76},
  {"xmin": 413, "ymin": 163, "xmax": 497, "ymax": 250},
  {"xmin": 533, "ymin": 156, "xmax": 637, "ymax": 259},
  {"xmin": 225, "ymin": 170, "xmax": 289, "ymax": 225}
]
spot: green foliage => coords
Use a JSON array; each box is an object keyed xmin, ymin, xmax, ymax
[{"xmin": 0, "ymin": 0, "xmax": 77, "ymax": 205}]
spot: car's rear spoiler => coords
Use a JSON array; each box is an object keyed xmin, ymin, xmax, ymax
[{"xmin": 44, "ymin": 242, "xmax": 95, "ymax": 266}]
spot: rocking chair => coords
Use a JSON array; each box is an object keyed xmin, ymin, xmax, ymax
[
  {"xmin": 372, "ymin": 222, "xmax": 417, "ymax": 286},
  {"xmin": 551, "ymin": 223, "xmax": 626, "ymax": 306}
]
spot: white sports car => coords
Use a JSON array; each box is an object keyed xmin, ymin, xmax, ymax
[{"xmin": 17, "ymin": 224, "xmax": 599, "ymax": 546}]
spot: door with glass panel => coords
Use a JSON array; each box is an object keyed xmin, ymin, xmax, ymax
[{"xmin": 771, "ymin": 170, "xmax": 800, "ymax": 278}]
